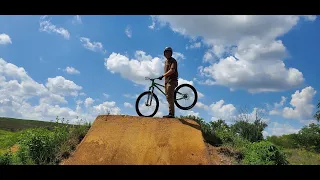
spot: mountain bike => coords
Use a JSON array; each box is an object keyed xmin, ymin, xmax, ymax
[{"xmin": 135, "ymin": 76, "xmax": 198, "ymax": 117}]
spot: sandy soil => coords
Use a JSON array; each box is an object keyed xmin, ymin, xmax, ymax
[{"xmin": 62, "ymin": 115, "xmax": 227, "ymax": 165}]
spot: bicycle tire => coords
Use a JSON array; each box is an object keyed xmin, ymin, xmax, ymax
[
  {"xmin": 174, "ymin": 84, "xmax": 198, "ymax": 110},
  {"xmin": 135, "ymin": 91, "xmax": 159, "ymax": 117}
]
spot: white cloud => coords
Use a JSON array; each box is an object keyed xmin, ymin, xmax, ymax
[
  {"xmin": 39, "ymin": 94, "xmax": 67, "ymax": 105},
  {"xmin": 105, "ymin": 51, "xmax": 164, "ymax": 86},
  {"xmin": 45, "ymin": 76, "xmax": 82, "ymax": 97},
  {"xmin": 148, "ymin": 15, "xmax": 157, "ymax": 30},
  {"xmin": 84, "ymin": 97, "xmax": 95, "ymax": 107},
  {"xmin": 0, "ymin": 33, "xmax": 12, "ymax": 45},
  {"xmin": 125, "ymin": 26, "xmax": 132, "ymax": 38},
  {"xmin": 0, "ymin": 58, "xmax": 121, "ymax": 124},
  {"xmin": 265, "ymin": 122, "xmax": 300, "ymax": 136},
  {"xmin": 178, "ymin": 109, "xmax": 200, "ymax": 118},
  {"xmin": 186, "ymin": 42, "xmax": 201, "ymax": 49},
  {"xmin": 63, "ymin": 66, "xmax": 80, "ymax": 75},
  {"xmin": 80, "ymin": 37, "xmax": 106, "ymax": 53},
  {"xmin": 282, "ymin": 86, "xmax": 317, "ymax": 120},
  {"xmin": 172, "ymin": 52, "xmax": 185, "ymax": 62},
  {"xmin": 203, "ymin": 50, "xmax": 214, "ymax": 63},
  {"xmin": 124, "ymin": 102, "xmax": 133, "ymax": 108},
  {"xmin": 92, "ymin": 101, "xmax": 121, "ymax": 115},
  {"xmin": 269, "ymin": 96, "xmax": 287, "ymax": 115},
  {"xmin": 152, "ymin": 15, "xmax": 316, "ymax": 93},
  {"xmin": 209, "ymin": 100, "xmax": 236, "ymax": 121},
  {"xmin": 195, "ymin": 102, "xmax": 209, "ymax": 110},
  {"xmin": 72, "ymin": 15, "xmax": 82, "ymax": 24},
  {"xmin": 39, "ymin": 15, "xmax": 70, "ymax": 39}
]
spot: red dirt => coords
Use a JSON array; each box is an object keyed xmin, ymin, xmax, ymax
[{"xmin": 61, "ymin": 115, "xmax": 224, "ymax": 165}]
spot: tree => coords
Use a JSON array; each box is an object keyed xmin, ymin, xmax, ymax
[{"xmin": 231, "ymin": 106, "xmax": 268, "ymax": 142}]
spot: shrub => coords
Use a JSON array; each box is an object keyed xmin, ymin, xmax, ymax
[
  {"xmin": 17, "ymin": 128, "xmax": 58, "ymax": 165},
  {"xmin": 266, "ymin": 134, "xmax": 299, "ymax": 149},
  {"xmin": 15, "ymin": 116, "xmax": 91, "ymax": 165},
  {"xmin": 242, "ymin": 141, "xmax": 289, "ymax": 165},
  {"xmin": 230, "ymin": 119, "xmax": 267, "ymax": 143},
  {"xmin": 0, "ymin": 151, "xmax": 13, "ymax": 165},
  {"xmin": 294, "ymin": 123, "xmax": 320, "ymax": 153}
]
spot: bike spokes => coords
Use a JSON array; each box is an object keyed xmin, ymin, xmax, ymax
[
  {"xmin": 175, "ymin": 86, "xmax": 196, "ymax": 108},
  {"xmin": 138, "ymin": 93, "xmax": 157, "ymax": 116}
]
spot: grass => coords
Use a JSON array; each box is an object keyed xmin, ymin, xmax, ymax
[
  {"xmin": 0, "ymin": 130, "xmax": 21, "ymax": 153},
  {"xmin": 284, "ymin": 148, "xmax": 320, "ymax": 165},
  {"xmin": 0, "ymin": 117, "xmax": 62, "ymax": 132},
  {"xmin": 0, "ymin": 116, "xmax": 91, "ymax": 165}
]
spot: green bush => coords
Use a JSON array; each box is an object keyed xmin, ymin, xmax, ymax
[
  {"xmin": 14, "ymin": 116, "xmax": 91, "ymax": 165},
  {"xmin": 18, "ymin": 128, "xmax": 58, "ymax": 165},
  {"xmin": 0, "ymin": 151, "xmax": 13, "ymax": 165},
  {"xmin": 294, "ymin": 123, "xmax": 320, "ymax": 153},
  {"xmin": 242, "ymin": 141, "xmax": 289, "ymax": 165},
  {"xmin": 267, "ymin": 134, "xmax": 299, "ymax": 149},
  {"xmin": 231, "ymin": 119, "xmax": 267, "ymax": 143}
]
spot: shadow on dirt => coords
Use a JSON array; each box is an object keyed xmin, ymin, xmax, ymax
[{"xmin": 177, "ymin": 118, "xmax": 201, "ymax": 131}]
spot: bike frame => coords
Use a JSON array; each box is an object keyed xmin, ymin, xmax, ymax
[{"xmin": 146, "ymin": 78, "xmax": 185, "ymax": 106}]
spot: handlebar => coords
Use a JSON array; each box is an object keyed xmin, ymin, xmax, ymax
[{"xmin": 145, "ymin": 77, "xmax": 161, "ymax": 81}]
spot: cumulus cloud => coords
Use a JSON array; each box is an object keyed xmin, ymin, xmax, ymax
[
  {"xmin": 46, "ymin": 76, "xmax": 82, "ymax": 97},
  {"xmin": 151, "ymin": 15, "xmax": 316, "ymax": 93},
  {"xmin": 282, "ymin": 86, "xmax": 317, "ymax": 120},
  {"xmin": 85, "ymin": 97, "xmax": 95, "ymax": 107},
  {"xmin": 269, "ymin": 96, "xmax": 287, "ymax": 115},
  {"xmin": 124, "ymin": 102, "xmax": 133, "ymax": 108},
  {"xmin": 92, "ymin": 101, "xmax": 121, "ymax": 115},
  {"xmin": 0, "ymin": 33, "xmax": 12, "ymax": 45},
  {"xmin": 104, "ymin": 51, "xmax": 164, "ymax": 86},
  {"xmin": 0, "ymin": 58, "xmax": 112, "ymax": 123},
  {"xmin": 265, "ymin": 122, "xmax": 300, "ymax": 136},
  {"xmin": 39, "ymin": 15, "xmax": 70, "ymax": 39},
  {"xmin": 80, "ymin": 37, "xmax": 106, "ymax": 53},
  {"xmin": 209, "ymin": 100, "xmax": 236, "ymax": 121},
  {"xmin": 63, "ymin": 66, "xmax": 80, "ymax": 75},
  {"xmin": 105, "ymin": 50, "xmax": 203, "ymax": 96}
]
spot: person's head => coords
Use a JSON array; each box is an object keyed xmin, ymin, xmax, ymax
[{"xmin": 164, "ymin": 47, "xmax": 173, "ymax": 59}]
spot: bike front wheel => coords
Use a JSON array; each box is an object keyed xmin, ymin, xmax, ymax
[
  {"xmin": 174, "ymin": 84, "xmax": 198, "ymax": 110},
  {"xmin": 135, "ymin": 91, "xmax": 159, "ymax": 117}
]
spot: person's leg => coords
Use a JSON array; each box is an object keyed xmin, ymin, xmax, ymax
[{"xmin": 165, "ymin": 81, "xmax": 177, "ymax": 118}]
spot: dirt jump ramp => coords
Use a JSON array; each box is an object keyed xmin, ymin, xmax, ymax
[{"xmin": 62, "ymin": 115, "xmax": 212, "ymax": 165}]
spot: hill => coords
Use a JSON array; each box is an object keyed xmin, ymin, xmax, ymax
[
  {"xmin": 0, "ymin": 117, "xmax": 76, "ymax": 132},
  {"xmin": 62, "ymin": 115, "xmax": 213, "ymax": 165}
]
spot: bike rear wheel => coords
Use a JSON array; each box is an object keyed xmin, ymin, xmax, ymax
[
  {"xmin": 174, "ymin": 84, "xmax": 198, "ymax": 110},
  {"xmin": 135, "ymin": 91, "xmax": 159, "ymax": 117}
]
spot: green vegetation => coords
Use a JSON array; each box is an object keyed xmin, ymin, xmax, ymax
[
  {"xmin": 0, "ymin": 117, "xmax": 60, "ymax": 132},
  {"xmin": 181, "ymin": 110, "xmax": 320, "ymax": 165},
  {"xmin": 0, "ymin": 116, "xmax": 91, "ymax": 165}
]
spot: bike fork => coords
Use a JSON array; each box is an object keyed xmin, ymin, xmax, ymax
[{"xmin": 146, "ymin": 87, "xmax": 154, "ymax": 106}]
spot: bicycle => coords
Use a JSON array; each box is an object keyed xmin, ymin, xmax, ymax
[{"xmin": 135, "ymin": 76, "xmax": 198, "ymax": 117}]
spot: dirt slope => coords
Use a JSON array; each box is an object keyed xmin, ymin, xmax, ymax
[{"xmin": 62, "ymin": 115, "xmax": 213, "ymax": 165}]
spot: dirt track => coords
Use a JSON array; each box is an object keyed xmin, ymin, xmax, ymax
[{"xmin": 61, "ymin": 115, "xmax": 213, "ymax": 165}]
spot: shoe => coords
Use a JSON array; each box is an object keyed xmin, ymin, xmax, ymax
[{"xmin": 163, "ymin": 114, "xmax": 175, "ymax": 118}]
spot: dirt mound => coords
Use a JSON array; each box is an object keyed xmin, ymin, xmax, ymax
[{"xmin": 61, "ymin": 115, "xmax": 213, "ymax": 165}]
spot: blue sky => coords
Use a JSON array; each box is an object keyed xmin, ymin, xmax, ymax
[{"xmin": 0, "ymin": 15, "xmax": 319, "ymax": 136}]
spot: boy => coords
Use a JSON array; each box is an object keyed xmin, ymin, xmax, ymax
[{"xmin": 158, "ymin": 47, "xmax": 178, "ymax": 118}]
